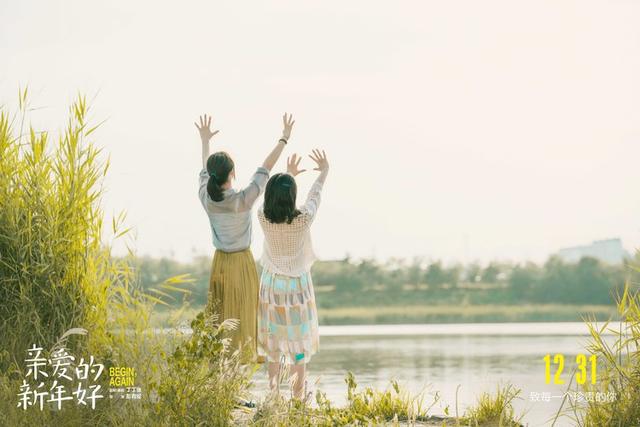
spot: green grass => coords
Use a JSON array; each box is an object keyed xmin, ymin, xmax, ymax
[
  {"xmin": 249, "ymin": 374, "xmax": 526, "ymax": 426},
  {"xmin": 462, "ymin": 384, "xmax": 523, "ymax": 426},
  {"xmin": 149, "ymin": 304, "xmax": 617, "ymax": 328},
  {"xmin": 0, "ymin": 88, "xmax": 112, "ymax": 370},
  {"xmin": 555, "ymin": 278, "xmax": 640, "ymax": 426},
  {"xmin": 318, "ymin": 304, "xmax": 617, "ymax": 324},
  {"xmin": 251, "ymin": 371, "xmax": 443, "ymax": 426},
  {"xmin": 0, "ymin": 91, "xmax": 251, "ymax": 427}
]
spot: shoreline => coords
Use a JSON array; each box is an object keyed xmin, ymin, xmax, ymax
[{"xmin": 150, "ymin": 303, "xmax": 617, "ymax": 329}]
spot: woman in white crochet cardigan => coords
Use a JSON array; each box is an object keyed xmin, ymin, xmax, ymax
[{"xmin": 257, "ymin": 149, "xmax": 329, "ymax": 399}]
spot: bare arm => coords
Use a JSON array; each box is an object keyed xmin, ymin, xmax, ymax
[
  {"xmin": 262, "ymin": 113, "xmax": 295, "ymax": 171},
  {"xmin": 194, "ymin": 114, "xmax": 219, "ymax": 169},
  {"xmin": 201, "ymin": 142, "xmax": 209, "ymax": 170}
]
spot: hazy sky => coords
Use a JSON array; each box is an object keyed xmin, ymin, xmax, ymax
[{"xmin": 2, "ymin": 0, "xmax": 639, "ymax": 264}]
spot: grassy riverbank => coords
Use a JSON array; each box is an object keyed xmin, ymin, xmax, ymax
[
  {"xmin": 150, "ymin": 303, "xmax": 617, "ymax": 328},
  {"xmin": 317, "ymin": 303, "xmax": 617, "ymax": 324}
]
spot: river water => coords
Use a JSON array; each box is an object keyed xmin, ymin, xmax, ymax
[{"xmin": 248, "ymin": 322, "xmax": 620, "ymax": 427}]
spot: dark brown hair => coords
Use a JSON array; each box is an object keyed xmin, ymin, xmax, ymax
[
  {"xmin": 263, "ymin": 173, "xmax": 301, "ymax": 224},
  {"xmin": 206, "ymin": 152, "xmax": 234, "ymax": 202}
]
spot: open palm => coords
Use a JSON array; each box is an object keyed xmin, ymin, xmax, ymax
[
  {"xmin": 309, "ymin": 149, "xmax": 329, "ymax": 172},
  {"xmin": 282, "ymin": 113, "xmax": 295, "ymax": 140},
  {"xmin": 287, "ymin": 154, "xmax": 306, "ymax": 176},
  {"xmin": 194, "ymin": 114, "xmax": 219, "ymax": 142}
]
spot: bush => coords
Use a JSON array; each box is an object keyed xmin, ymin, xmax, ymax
[
  {"xmin": 0, "ymin": 90, "xmax": 250, "ymax": 426},
  {"xmin": 560, "ymin": 268, "xmax": 640, "ymax": 426},
  {"xmin": 252, "ymin": 371, "xmax": 440, "ymax": 426},
  {"xmin": 462, "ymin": 384, "xmax": 523, "ymax": 427},
  {"xmin": 149, "ymin": 311, "xmax": 254, "ymax": 426},
  {"xmin": 0, "ymin": 89, "xmax": 114, "ymax": 370}
]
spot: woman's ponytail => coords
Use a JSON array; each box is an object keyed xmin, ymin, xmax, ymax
[
  {"xmin": 206, "ymin": 152, "xmax": 235, "ymax": 202},
  {"xmin": 207, "ymin": 174, "xmax": 224, "ymax": 202}
]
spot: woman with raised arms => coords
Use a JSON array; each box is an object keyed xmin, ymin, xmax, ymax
[
  {"xmin": 257, "ymin": 149, "xmax": 329, "ymax": 399},
  {"xmin": 195, "ymin": 113, "xmax": 295, "ymax": 362}
]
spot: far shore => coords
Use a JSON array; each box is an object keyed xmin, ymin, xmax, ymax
[{"xmin": 150, "ymin": 303, "xmax": 617, "ymax": 328}]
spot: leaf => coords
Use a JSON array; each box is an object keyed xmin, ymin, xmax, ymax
[
  {"xmin": 59, "ymin": 327, "xmax": 88, "ymax": 340},
  {"xmin": 143, "ymin": 294, "xmax": 170, "ymax": 306}
]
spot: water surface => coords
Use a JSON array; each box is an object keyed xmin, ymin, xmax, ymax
[{"xmin": 250, "ymin": 322, "xmax": 620, "ymax": 426}]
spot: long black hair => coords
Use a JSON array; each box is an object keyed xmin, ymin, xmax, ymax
[
  {"xmin": 206, "ymin": 152, "xmax": 234, "ymax": 202},
  {"xmin": 263, "ymin": 173, "xmax": 301, "ymax": 224}
]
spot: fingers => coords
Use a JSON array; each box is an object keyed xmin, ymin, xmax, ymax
[
  {"xmin": 282, "ymin": 112, "xmax": 295, "ymax": 127},
  {"xmin": 308, "ymin": 149, "xmax": 327, "ymax": 169},
  {"xmin": 309, "ymin": 149, "xmax": 320, "ymax": 162},
  {"xmin": 197, "ymin": 114, "xmax": 213, "ymax": 129},
  {"xmin": 286, "ymin": 153, "xmax": 306, "ymax": 175},
  {"xmin": 314, "ymin": 149, "xmax": 326, "ymax": 160}
]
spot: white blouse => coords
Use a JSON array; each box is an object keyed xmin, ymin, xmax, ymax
[
  {"xmin": 198, "ymin": 167, "xmax": 269, "ymax": 252},
  {"xmin": 258, "ymin": 175, "xmax": 325, "ymax": 276}
]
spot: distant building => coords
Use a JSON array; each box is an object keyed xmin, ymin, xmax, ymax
[{"xmin": 557, "ymin": 238, "xmax": 629, "ymax": 264}]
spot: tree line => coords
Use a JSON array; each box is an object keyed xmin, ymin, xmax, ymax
[{"xmin": 134, "ymin": 254, "xmax": 636, "ymax": 310}]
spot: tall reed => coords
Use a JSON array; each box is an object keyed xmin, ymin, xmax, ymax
[
  {"xmin": 558, "ymin": 262, "xmax": 640, "ymax": 426},
  {"xmin": 0, "ymin": 90, "xmax": 251, "ymax": 426},
  {"xmin": 0, "ymin": 88, "xmax": 112, "ymax": 368}
]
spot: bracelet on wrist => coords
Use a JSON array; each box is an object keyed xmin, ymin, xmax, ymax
[{"xmin": 279, "ymin": 138, "xmax": 288, "ymax": 144}]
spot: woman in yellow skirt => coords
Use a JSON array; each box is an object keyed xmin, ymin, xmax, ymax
[{"xmin": 195, "ymin": 112, "xmax": 295, "ymax": 362}]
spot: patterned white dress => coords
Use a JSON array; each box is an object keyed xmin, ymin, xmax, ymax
[
  {"xmin": 257, "ymin": 175, "xmax": 325, "ymax": 365},
  {"xmin": 257, "ymin": 269, "xmax": 319, "ymax": 364}
]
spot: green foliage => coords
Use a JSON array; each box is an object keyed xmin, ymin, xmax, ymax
[
  {"xmin": 462, "ymin": 384, "xmax": 523, "ymax": 427},
  {"xmin": 341, "ymin": 372, "xmax": 437, "ymax": 424},
  {"xmin": 0, "ymin": 91, "xmax": 250, "ymax": 427},
  {"xmin": 508, "ymin": 262, "xmax": 541, "ymax": 298},
  {"xmin": 252, "ymin": 371, "xmax": 440, "ymax": 426},
  {"xmin": 139, "ymin": 255, "xmax": 630, "ymax": 324},
  {"xmin": 559, "ymin": 264, "xmax": 640, "ymax": 426},
  {"xmin": 0, "ymin": 88, "xmax": 112, "ymax": 370},
  {"xmin": 148, "ymin": 311, "xmax": 254, "ymax": 427},
  {"xmin": 535, "ymin": 257, "xmax": 623, "ymax": 305},
  {"xmin": 425, "ymin": 261, "xmax": 448, "ymax": 288}
]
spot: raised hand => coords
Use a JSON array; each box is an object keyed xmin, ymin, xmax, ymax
[
  {"xmin": 309, "ymin": 149, "xmax": 329, "ymax": 172},
  {"xmin": 286, "ymin": 154, "xmax": 306, "ymax": 176},
  {"xmin": 281, "ymin": 113, "xmax": 295, "ymax": 141},
  {"xmin": 194, "ymin": 114, "xmax": 220, "ymax": 143}
]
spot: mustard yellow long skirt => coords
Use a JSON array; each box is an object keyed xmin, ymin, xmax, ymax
[{"xmin": 206, "ymin": 248, "xmax": 259, "ymax": 362}]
